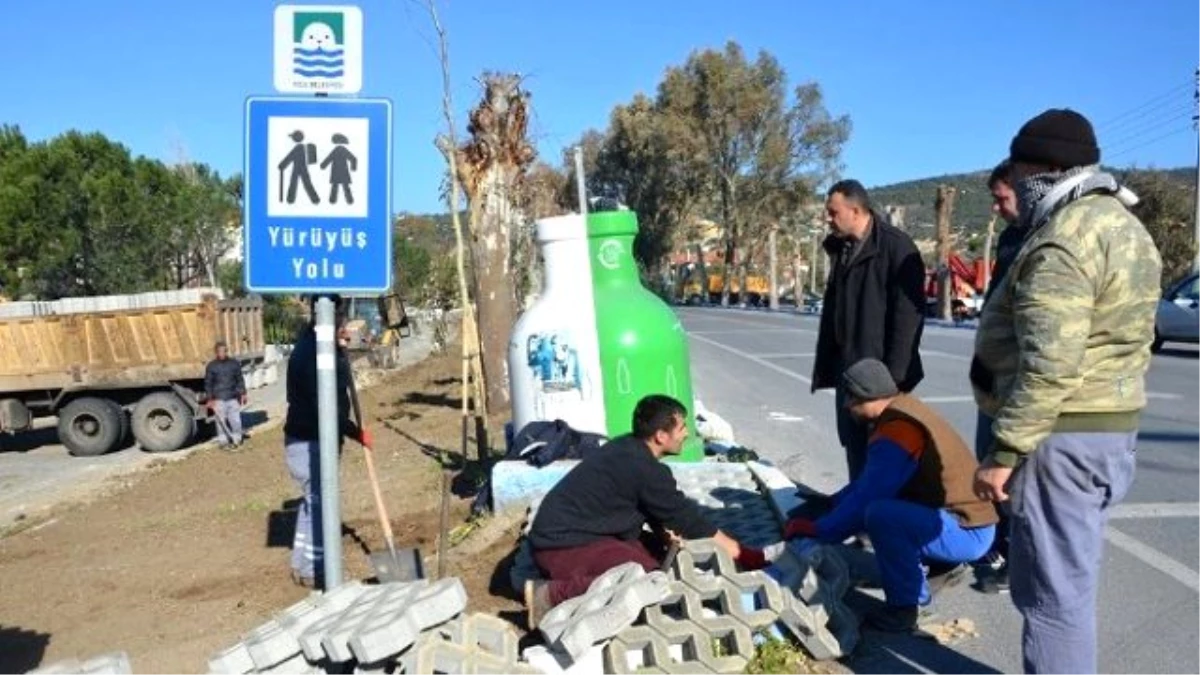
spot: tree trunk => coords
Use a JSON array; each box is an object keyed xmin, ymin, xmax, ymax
[
  {"xmin": 694, "ymin": 243, "xmax": 709, "ymax": 304},
  {"xmin": 720, "ymin": 238, "xmax": 735, "ymax": 306},
  {"xmin": 768, "ymin": 228, "xmax": 779, "ymax": 310},
  {"xmin": 469, "ymin": 170, "xmax": 519, "ymax": 408},
  {"xmin": 792, "ymin": 254, "xmax": 803, "ymax": 307},
  {"xmin": 935, "ymin": 184, "xmax": 957, "ymax": 321},
  {"xmin": 809, "ymin": 233, "xmax": 819, "ymax": 294}
]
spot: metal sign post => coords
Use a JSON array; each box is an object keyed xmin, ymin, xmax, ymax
[{"xmin": 314, "ymin": 295, "xmax": 341, "ymax": 589}]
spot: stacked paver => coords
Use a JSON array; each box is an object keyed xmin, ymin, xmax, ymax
[
  {"xmin": 31, "ymin": 652, "xmax": 132, "ymax": 674},
  {"xmin": 519, "ymin": 537, "xmax": 857, "ymax": 673},
  {"xmin": 207, "ymin": 578, "xmax": 539, "ymax": 674}
]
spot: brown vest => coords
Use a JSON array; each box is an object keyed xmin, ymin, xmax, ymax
[{"xmin": 878, "ymin": 395, "xmax": 998, "ymax": 528}]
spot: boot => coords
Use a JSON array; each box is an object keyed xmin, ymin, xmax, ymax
[
  {"xmin": 524, "ymin": 579, "xmax": 552, "ymax": 629},
  {"xmin": 865, "ymin": 604, "xmax": 919, "ymax": 633}
]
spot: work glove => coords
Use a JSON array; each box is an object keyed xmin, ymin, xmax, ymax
[
  {"xmin": 735, "ymin": 546, "xmax": 769, "ymax": 571},
  {"xmin": 783, "ymin": 516, "xmax": 818, "ymax": 540},
  {"xmin": 358, "ymin": 428, "xmax": 373, "ymax": 448}
]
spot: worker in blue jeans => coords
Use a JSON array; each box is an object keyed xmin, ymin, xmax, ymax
[{"xmin": 784, "ymin": 359, "xmax": 997, "ymax": 631}]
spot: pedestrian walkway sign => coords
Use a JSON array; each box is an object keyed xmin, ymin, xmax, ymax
[
  {"xmin": 243, "ymin": 97, "xmax": 393, "ymax": 293},
  {"xmin": 274, "ymin": 5, "xmax": 363, "ymax": 94}
]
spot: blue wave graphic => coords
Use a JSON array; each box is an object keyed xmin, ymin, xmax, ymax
[
  {"xmin": 294, "ymin": 46, "xmax": 344, "ymax": 57},
  {"xmin": 294, "ymin": 56, "xmax": 345, "ymax": 68},
  {"xmin": 293, "ymin": 68, "xmax": 345, "ymax": 78}
]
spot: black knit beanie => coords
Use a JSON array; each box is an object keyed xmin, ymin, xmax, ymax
[{"xmin": 1009, "ymin": 108, "xmax": 1100, "ymax": 169}]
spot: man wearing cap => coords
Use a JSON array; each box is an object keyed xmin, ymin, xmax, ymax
[
  {"xmin": 784, "ymin": 359, "xmax": 997, "ymax": 632},
  {"xmin": 204, "ymin": 339, "xmax": 247, "ymax": 450},
  {"xmin": 972, "ymin": 108, "xmax": 1161, "ymax": 673}
]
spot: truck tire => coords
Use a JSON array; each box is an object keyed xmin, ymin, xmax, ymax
[
  {"xmin": 132, "ymin": 391, "xmax": 195, "ymax": 453},
  {"xmin": 108, "ymin": 400, "xmax": 131, "ymax": 449},
  {"xmin": 58, "ymin": 397, "xmax": 123, "ymax": 457}
]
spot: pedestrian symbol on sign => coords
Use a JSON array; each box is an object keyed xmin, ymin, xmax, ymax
[
  {"xmin": 266, "ymin": 116, "xmax": 369, "ymax": 219},
  {"xmin": 321, "ymin": 134, "xmax": 357, "ymax": 205}
]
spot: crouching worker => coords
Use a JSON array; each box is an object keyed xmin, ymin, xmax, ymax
[
  {"xmin": 783, "ymin": 359, "xmax": 997, "ymax": 631},
  {"xmin": 524, "ymin": 394, "xmax": 769, "ymax": 627}
]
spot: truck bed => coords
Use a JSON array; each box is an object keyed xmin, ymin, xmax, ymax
[{"xmin": 0, "ymin": 290, "xmax": 264, "ymax": 393}]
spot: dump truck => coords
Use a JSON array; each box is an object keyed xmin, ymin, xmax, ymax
[{"xmin": 0, "ymin": 288, "xmax": 265, "ymax": 456}]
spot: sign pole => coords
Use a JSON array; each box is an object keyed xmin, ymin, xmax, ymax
[{"xmin": 315, "ymin": 294, "xmax": 342, "ymax": 590}]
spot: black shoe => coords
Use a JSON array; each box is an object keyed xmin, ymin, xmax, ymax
[
  {"xmin": 974, "ymin": 563, "xmax": 1010, "ymax": 594},
  {"xmin": 864, "ymin": 604, "xmax": 919, "ymax": 633}
]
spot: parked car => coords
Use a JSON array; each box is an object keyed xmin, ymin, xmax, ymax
[{"xmin": 1153, "ymin": 272, "xmax": 1199, "ymax": 352}]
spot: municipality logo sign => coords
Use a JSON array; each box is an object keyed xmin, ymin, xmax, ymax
[{"xmin": 274, "ymin": 5, "xmax": 362, "ymax": 94}]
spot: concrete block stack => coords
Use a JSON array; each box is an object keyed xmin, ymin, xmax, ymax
[
  {"xmin": 207, "ymin": 578, "xmax": 538, "ymax": 674},
  {"xmin": 31, "ymin": 652, "xmax": 132, "ymax": 674},
  {"xmin": 520, "ymin": 537, "xmax": 858, "ymax": 674}
]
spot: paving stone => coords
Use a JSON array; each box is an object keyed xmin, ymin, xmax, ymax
[
  {"xmin": 538, "ymin": 562, "xmax": 674, "ymax": 660},
  {"xmin": 77, "ymin": 652, "xmax": 132, "ymax": 675},
  {"xmin": 413, "ymin": 640, "xmax": 539, "ymax": 674},
  {"xmin": 337, "ymin": 581, "xmax": 426, "ymax": 663},
  {"xmin": 31, "ymin": 659, "xmax": 82, "ymax": 674},
  {"xmin": 244, "ymin": 620, "xmax": 301, "ymax": 670},
  {"xmin": 670, "ymin": 539, "xmax": 737, "ymax": 594},
  {"xmin": 460, "ymin": 612, "xmax": 521, "ymax": 662},
  {"xmin": 207, "ymin": 643, "xmax": 255, "ymax": 674}
]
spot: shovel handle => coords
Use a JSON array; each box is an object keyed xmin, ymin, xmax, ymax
[{"xmin": 361, "ymin": 437, "xmax": 399, "ymax": 558}]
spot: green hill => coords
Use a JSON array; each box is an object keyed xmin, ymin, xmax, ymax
[{"xmin": 870, "ymin": 166, "xmax": 1193, "ymax": 238}]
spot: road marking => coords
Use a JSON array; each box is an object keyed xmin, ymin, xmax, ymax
[
  {"xmin": 1109, "ymin": 502, "xmax": 1200, "ymax": 519},
  {"xmin": 689, "ymin": 328, "xmax": 817, "ymax": 336},
  {"xmin": 759, "ymin": 352, "xmax": 815, "ymax": 359},
  {"xmin": 921, "ymin": 395, "xmax": 977, "ymax": 403},
  {"xmin": 689, "ymin": 332, "xmax": 834, "ymax": 396},
  {"xmin": 1147, "ymin": 392, "xmax": 1184, "ymax": 400},
  {"xmin": 768, "ymin": 412, "xmax": 807, "ymax": 422},
  {"xmin": 1105, "ymin": 526, "xmax": 1199, "ymax": 592}
]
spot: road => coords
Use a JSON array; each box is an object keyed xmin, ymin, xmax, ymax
[
  {"xmin": 681, "ymin": 306, "xmax": 1199, "ymax": 674},
  {"xmin": 0, "ymin": 362, "xmax": 290, "ymax": 533}
]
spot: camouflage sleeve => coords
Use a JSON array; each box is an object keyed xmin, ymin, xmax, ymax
[{"xmin": 990, "ymin": 242, "xmax": 1095, "ymax": 465}]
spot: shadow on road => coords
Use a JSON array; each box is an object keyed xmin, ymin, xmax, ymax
[
  {"xmin": 1137, "ymin": 430, "xmax": 1200, "ymax": 444},
  {"xmin": 1156, "ymin": 347, "xmax": 1199, "ymax": 359}
]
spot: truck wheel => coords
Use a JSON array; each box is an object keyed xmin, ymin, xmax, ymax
[
  {"xmin": 58, "ymin": 397, "xmax": 123, "ymax": 457},
  {"xmin": 109, "ymin": 400, "xmax": 131, "ymax": 449},
  {"xmin": 132, "ymin": 391, "xmax": 195, "ymax": 453}
]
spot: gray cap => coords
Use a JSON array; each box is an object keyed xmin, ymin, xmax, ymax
[{"xmin": 841, "ymin": 359, "xmax": 898, "ymax": 401}]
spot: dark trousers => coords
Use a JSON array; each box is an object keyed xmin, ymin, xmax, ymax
[
  {"xmin": 1009, "ymin": 431, "xmax": 1136, "ymax": 674},
  {"xmin": 533, "ymin": 538, "xmax": 660, "ymax": 606},
  {"xmin": 835, "ymin": 386, "xmax": 870, "ymax": 481},
  {"xmin": 974, "ymin": 410, "xmax": 1010, "ymax": 559}
]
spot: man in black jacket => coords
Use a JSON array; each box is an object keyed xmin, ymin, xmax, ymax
[
  {"xmin": 524, "ymin": 395, "xmax": 769, "ymax": 627},
  {"xmin": 283, "ymin": 296, "xmax": 367, "ymax": 589},
  {"xmin": 204, "ymin": 340, "xmax": 247, "ymax": 449},
  {"xmin": 812, "ymin": 179, "xmax": 926, "ymax": 482}
]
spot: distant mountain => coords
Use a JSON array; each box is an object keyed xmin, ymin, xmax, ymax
[{"xmin": 869, "ymin": 166, "xmax": 1194, "ymax": 238}]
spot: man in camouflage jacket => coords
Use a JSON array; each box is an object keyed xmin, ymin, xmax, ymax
[{"xmin": 970, "ymin": 109, "xmax": 1162, "ymax": 674}]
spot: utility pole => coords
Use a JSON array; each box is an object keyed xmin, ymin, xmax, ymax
[
  {"xmin": 768, "ymin": 227, "xmax": 779, "ymax": 310},
  {"xmin": 1193, "ymin": 67, "xmax": 1199, "ymax": 273},
  {"xmin": 935, "ymin": 185, "xmax": 957, "ymax": 321},
  {"xmin": 574, "ymin": 146, "xmax": 588, "ymax": 216},
  {"xmin": 809, "ymin": 232, "xmax": 819, "ymax": 293}
]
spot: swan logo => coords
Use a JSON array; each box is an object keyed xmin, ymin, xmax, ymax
[{"xmin": 274, "ymin": 5, "xmax": 363, "ymax": 94}]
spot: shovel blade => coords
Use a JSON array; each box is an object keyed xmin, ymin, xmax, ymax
[{"xmin": 370, "ymin": 547, "xmax": 424, "ymax": 583}]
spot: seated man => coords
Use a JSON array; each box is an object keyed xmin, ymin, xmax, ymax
[
  {"xmin": 525, "ymin": 394, "xmax": 768, "ymax": 626},
  {"xmin": 784, "ymin": 359, "xmax": 997, "ymax": 631}
]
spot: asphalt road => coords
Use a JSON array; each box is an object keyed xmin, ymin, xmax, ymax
[{"xmin": 681, "ymin": 306, "xmax": 1199, "ymax": 674}]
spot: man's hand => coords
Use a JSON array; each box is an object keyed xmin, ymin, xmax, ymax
[
  {"xmin": 205, "ymin": 400, "xmax": 214, "ymax": 414},
  {"xmin": 735, "ymin": 546, "xmax": 768, "ymax": 571},
  {"xmin": 239, "ymin": 394, "xmax": 248, "ymax": 406},
  {"xmin": 783, "ymin": 516, "xmax": 818, "ymax": 540},
  {"xmin": 358, "ymin": 428, "xmax": 374, "ymax": 448},
  {"xmin": 974, "ymin": 460, "xmax": 1014, "ymax": 502}
]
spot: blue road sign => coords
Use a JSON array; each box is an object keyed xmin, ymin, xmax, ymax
[{"xmin": 243, "ymin": 96, "xmax": 393, "ymax": 294}]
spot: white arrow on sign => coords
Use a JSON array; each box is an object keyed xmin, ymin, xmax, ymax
[{"xmin": 768, "ymin": 412, "xmax": 806, "ymax": 422}]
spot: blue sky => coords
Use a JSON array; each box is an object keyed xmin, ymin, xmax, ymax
[{"xmin": 5, "ymin": 0, "xmax": 1197, "ymax": 214}]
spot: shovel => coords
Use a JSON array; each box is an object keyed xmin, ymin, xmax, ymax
[{"xmin": 347, "ymin": 368, "xmax": 424, "ymax": 583}]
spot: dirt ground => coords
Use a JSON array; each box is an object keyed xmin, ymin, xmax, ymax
[{"xmin": 0, "ymin": 345, "xmax": 525, "ymax": 674}]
